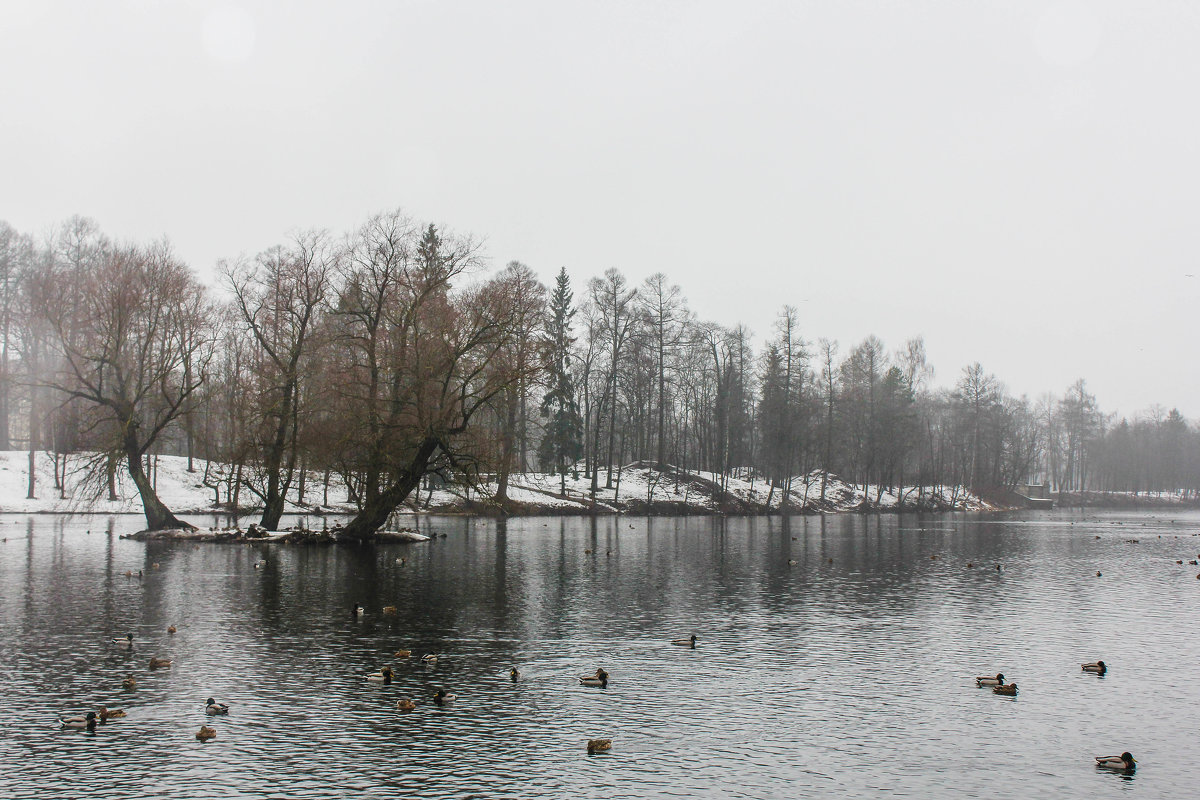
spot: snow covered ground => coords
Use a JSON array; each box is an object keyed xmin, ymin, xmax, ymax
[{"xmin": 0, "ymin": 450, "xmax": 995, "ymax": 516}]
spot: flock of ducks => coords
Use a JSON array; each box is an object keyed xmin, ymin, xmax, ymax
[
  {"xmin": 59, "ymin": 524, "xmax": 1161, "ymax": 769},
  {"xmin": 58, "ymin": 626, "xmax": 229, "ymax": 741},
  {"xmin": 354, "ymin": 599, "xmax": 703, "ymax": 753},
  {"xmin": 974, "ymin": 660, "xmax": 1131, "ymax": 770}
]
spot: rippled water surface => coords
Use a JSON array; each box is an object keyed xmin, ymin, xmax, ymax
[{"xmin": 3, "ymin": 510, "xmax": 1199, "ymax": 798}]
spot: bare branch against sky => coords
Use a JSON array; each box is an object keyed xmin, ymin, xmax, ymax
[{"xmin": 1, "ymin": 1, "xmax": 1195, "ymax": 415}]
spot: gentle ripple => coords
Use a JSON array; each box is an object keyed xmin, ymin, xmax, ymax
[{"xmin": 2, "ymin": 510, "xmax": 1200, "ymax": 797}]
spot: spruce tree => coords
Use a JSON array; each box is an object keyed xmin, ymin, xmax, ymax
[{"xmin": 539, "ymin": 267, "xmax": 583, "ymax": 496}]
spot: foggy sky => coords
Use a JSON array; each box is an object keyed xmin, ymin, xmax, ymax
[{"xmin": 2, "ymin": 1, "xmax": 1197, "ymax": 418}]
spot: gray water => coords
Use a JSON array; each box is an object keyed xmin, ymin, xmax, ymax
[{"xmin": 2, "ymin": 510, "xmax": 1198, "ymax": 798}]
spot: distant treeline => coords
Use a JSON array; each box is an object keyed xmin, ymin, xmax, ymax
[{"xmin": 0, "ymin": 212, "xmax": 1196, "ymax": 530}]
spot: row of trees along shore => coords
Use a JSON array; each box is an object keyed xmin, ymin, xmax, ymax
[{"xmin": 0, "ymin": 212, "xmax": 1197, "ymax": 534}]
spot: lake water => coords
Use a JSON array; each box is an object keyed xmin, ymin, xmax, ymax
[{"xmin": 2, "ymin": 510, "xmax": 1198, "ymax": 798}]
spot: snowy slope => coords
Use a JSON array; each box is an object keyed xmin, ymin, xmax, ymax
[{"xmin": 0, "ymin": 451, "xmax": 994, "ymax": 516}]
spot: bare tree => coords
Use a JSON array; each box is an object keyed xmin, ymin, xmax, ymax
[
  {"xmin": 588, "ymin": 268, "xmax": 636, "ymax": 488},
  {"xmin": 335, "ymin": 223, "xmax": 516, "ymax": 539},
  {"xmin": 489, "ymin": 261, "xmax": 546, "ymax": 504},
  {"xmin": 36, "ymin": 242, "xmax": 215, "ymax": 530},
  {"xmin": 223, "ymin": 232, "xmax": 333, "ymax": 529},
  {"xmin": 639, "ymin": 273, "xmax": 686, "ymax": 466}
]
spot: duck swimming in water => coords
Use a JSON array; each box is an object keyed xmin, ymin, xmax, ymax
[
  {"xmin": 421, "ymin": 654, "xmax": 439, "ymax": 663},
  {"xmin": 671, "ymin": 634, "xmax": 698, "ymax": 648},
  {"xmin": 992, "ymin": 683, "xmax": 1018, "ymax": 696},
  {"xmin": 122, "ymin": 674, "xmax": 137, "ymax": 690},
  {"xmin": 60, "ymin": 711, "xmax": 97, "ymax": 731},
  {"xmin": 1082, "ymin": 661, "xmax": 1107, "ymax": 675},
  {"xmin": 205, "ymin": 698, "xmax": 230, "ymax": 715},
  {"xmin": 433, "ymin": 689, "xmax": 456, "ymax": 706},
  {"xmin": 510, "ymin": 667, "xmax": 520, "ymax": 682},
  {"xmin": 366, "ymin": 667, "xmax": 395, "ymax": 684},
  {"xmin": 98, "ymin": 706, "xmax": 126, "ymax": 722},
  {"xmin": 587, "ymin": 738, "xmax": 612, "ymax": 754},
  {"xmin": 1095, "ymin": 752, "xmax": 1136, "ymax": 770},
  {"xmin": 353, "ymin": 604, "xmax": 365, "ymax": 617},
  {"xmin": 196, "ymin": 726, "xmax": 217, "ymax": 741},
  {"xmin": 111, "ymin": 633, "xmax": 134, "ymax": 647},
  {"xmin": 579, "ymin": 668, "xmax": 609, "ymax": 688},
  {"xmin": 396, "ymin": 698, "xmax": 417, "ymax": 711},
  {"xmin": 148, "ymin": 658, "xmax": 172, "ymax": 670},
  {"xmin": 975, "ymin": 673, "xmax": 1004, "ymax": 686}
]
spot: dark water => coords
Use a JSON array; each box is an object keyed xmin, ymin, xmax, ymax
[{"xmin": 2, "ymin": 510, "xmax": 1198, "ymax": 798}]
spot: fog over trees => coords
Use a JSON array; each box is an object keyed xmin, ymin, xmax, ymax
[{"xmin": 1, "ymin": 212, "xmax": 1197, "ymax": 529}]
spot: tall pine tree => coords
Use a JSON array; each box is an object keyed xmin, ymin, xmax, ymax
[{"xmin": 539, "ymin": 267, "xmax": 583, "ymax": 496}]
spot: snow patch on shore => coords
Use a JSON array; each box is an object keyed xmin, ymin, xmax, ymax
[{"xmin": 0, "ymin": 451, "xmax": 993, "ymax": 516}]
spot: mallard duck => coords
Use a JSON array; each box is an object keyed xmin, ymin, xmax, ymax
[
  {"xmin": 396, "ymin": 698, "xmax": 417, "ymax": 711},
  {"xmin": 394, "ymin": 649, "xmax": 412, "ymax": 658},
  {"xmin": 60, "ymin": 711, "xmax": 97, "ymax": 731},
  {"xmin": 148, "ymin": 657, "xmax": 172, "ymax": 670},
  {"xmin": 205, "ymin": 698, "xmax": 230, "ymax": 715},
  {"xmin": 671, "ymin": 634, "xmax": 698, "ymax": 648},
  {"xmin": 510, "ymin": 667, "xmax": 520, "ymax": 681},
  {"xmin": 122, "ymin": 674, "xmax": 137, "ymax": 690},
  {"xmin": 421, "ymin": 653, "xmax": 439, "ymax": 663},
  {"xmin": 579, "ymin": 668, "xmax": 609, "ymax": 688},
  {"xmin": 1082, "ymin": 661, "xmax": 1107, "ymax": 674},
  {"xmin": 975, "ymin": 673, "xmax": 1005, "ymax": 686},
  {"xmin": 111, "ymin": 633, "xmax": 134, "ymax": 647},
  {"xmin": 98, "ymin": 706, "xmax": 126, "ymax": 722},
  {"xmin": 196, "ymin": 725, "xmax": 217, "ymax": 741},
  {"xmin": 587, "ymin": 738, "xmax": 612, "ymax": 754},
  {"xmin": 992, "ymin": 683, "xmax": 1018, "ymax": 696},
  {"xmin": 1095, "ymin": 752, "xmax": 1135, "ymax": 770},
  {"xmin": 167, "ymin": 625, "xmax": 177, "ymax": 634},
  {"xmin": 433, "ymin": 689, "xmax": 456, "ymax": 706},
  {"xmin": 382, "ymin": 605, "xmax": 398, "ymax": 615},
  {"xmin": 353, "ymin": 604, "xmax": 365, "ymax": 616},
  {"xmin": 366, "ymin": 666, "xmax": 395, "ymax": 684}
]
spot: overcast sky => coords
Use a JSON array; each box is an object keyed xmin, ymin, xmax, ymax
[{"xmin": 2, "ymin": 0, "xmax": 1197, "ymax": 417}]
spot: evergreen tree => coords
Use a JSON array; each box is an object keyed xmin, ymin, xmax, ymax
[{"xmin": 539, "ymin": 267, "xmax": 583, "ymax": 496}]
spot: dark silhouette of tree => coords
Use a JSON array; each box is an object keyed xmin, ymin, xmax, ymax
[{"xmin": 539, "ymin": 267, "xmax": 583, "ymax": 496}]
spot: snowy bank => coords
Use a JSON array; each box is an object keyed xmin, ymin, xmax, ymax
[{"xmin": 0, "ymin": 451, "xmax": 998, "ymax": 518}]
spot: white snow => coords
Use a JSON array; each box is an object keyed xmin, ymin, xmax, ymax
[{"xmin": 0, "ymin": 450, "xmax": 994, "ymax": 517}]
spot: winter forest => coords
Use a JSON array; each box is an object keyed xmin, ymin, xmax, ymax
[{"xmin": 0, "ymin": 211, "xmax": 1197, "ymax": 531}]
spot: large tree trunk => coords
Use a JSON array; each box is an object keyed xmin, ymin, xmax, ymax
[
  {"xmin": 338, "ymin": 437, "xmax": 440, "ymax": 541},
  {"xmin": 258, "ymin": 383, "xmax": 294, "ymax": 530},
  {"xmin": 124, "ymin": 432, "xmax": 193, "ymax": 530}
]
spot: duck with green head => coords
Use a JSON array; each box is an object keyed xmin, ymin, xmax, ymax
[
  {"xmin": 1095, "ymin": 752, "xmax": 1135, "ymax": 771},
  {"xmin": 60, "ymin": 712, "xmax": 97, "ymax": 731}
]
